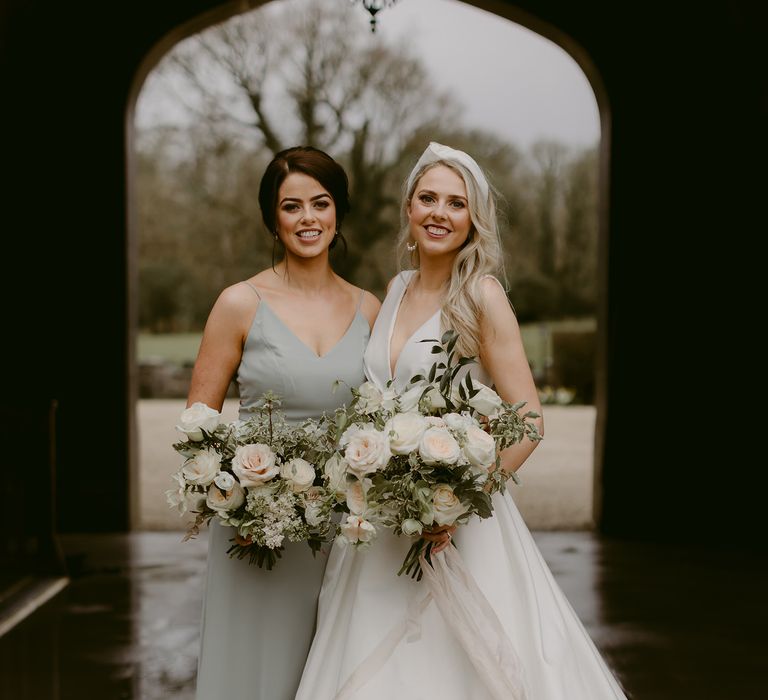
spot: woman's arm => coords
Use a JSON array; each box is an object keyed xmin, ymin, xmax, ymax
[
  {"xmin": 187, "ymin": 284, "xmax": 257, "ymax": 411},
  {"xmin": 478, "ymin": 278, "xmax": 544, "ymax": 474}
]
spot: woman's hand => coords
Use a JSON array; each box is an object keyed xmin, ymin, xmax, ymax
[
  {"xmin": 422, "ymin": 524, "xmax": 457, "ymax": 554},
  {"xmin": 235, "ymin": 534, "xmax": 253, "ymax": 547}
]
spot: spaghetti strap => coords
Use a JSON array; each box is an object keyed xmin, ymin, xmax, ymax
[
  {"xmin": 355, "ymin": 288, "xmax": 366, "ymax": 312},
  {"xmin": 242, "ymin": 281, "xmax": 262, "ymax": 299}
]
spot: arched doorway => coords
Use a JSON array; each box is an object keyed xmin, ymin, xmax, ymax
[{"xmin": 126, "ymin": 0, "xmax": 610, "ymax": 532}]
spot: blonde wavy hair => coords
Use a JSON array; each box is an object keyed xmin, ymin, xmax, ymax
[{"xmin": 396, "ymin": 159, "xmax": 506, "ymax": 358}]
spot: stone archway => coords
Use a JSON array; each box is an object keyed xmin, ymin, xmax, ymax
[{"xmin": 125, "ymin": 0, "xmax": 610, "ymax": 530}]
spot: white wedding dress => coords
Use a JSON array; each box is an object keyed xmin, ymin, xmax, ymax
[{"xmin": 295, "ymin": 271, "xmax": 628, "ymax": 700}]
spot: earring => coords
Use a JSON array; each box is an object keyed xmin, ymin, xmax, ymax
[{"xmin": 406, "ymin": 240, "xmax": 417, "ymax": 253}]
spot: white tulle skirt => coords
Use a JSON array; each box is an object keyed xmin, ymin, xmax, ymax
[{"xmin": 296, "ymin": 492, "xmax": 628, "ymax": 700}]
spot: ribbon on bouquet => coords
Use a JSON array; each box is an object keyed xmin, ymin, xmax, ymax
[
  {"xmin": 334, "ymin": 546, "xmax": 529, "ymax": 700},
  {"xmin": 420, "ymin": 546, "xmax": 530, "ymax": 700}
]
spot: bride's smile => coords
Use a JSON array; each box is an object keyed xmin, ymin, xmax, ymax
[{"xmin": 408, "ymin": 164, "xmax": 472, "ymax": 255}]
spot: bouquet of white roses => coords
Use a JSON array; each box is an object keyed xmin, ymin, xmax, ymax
[
  {"xmin": 327, "ymin": 330, "xmax": 542, "ymax": 579},
  {"xmin": 167, "ymin": 392, "xmax": 337, "ymax": 569}
]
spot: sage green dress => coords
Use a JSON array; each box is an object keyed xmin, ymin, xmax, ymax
[{"xmin": 195, "ymin": 282, "xmax": 369, "ymax": 700}]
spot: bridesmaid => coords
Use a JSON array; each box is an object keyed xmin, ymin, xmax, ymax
[{"xmin": 187, "ymin": 146, "xmax": 380, "ymax": 700}]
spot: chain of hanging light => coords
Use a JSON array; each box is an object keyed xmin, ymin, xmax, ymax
[{"xmin": 349, "ymin": 1, "xmax": 400, "ymax": 33}]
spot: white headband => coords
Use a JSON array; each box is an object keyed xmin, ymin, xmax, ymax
[{"xmin": 406, "ymin": 141, "xmax": 490, "ymax": 202}]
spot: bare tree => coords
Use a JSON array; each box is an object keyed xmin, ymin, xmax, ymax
[
  {"xmin": 157, "ymin": 0, "xmax": 459, "ymax": 282},
  {"xmin": 137, "ymin": 0, "xmax": 599, "ymax": 330}
]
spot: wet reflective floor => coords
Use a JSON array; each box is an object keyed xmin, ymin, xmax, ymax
[{"xmin": 1, "ymin": 531, "xmax": 765, "ymax": 699}]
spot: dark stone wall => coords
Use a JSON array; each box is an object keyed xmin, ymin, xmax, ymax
[{"xmin": 0, "ymin": 1, "xmax": 763, "ymax": 541}]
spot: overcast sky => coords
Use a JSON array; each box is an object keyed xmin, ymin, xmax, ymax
[
  {"xmin": 374, "ymin": 0, "xmax": 599, "ymax": 148},
  {"xmin": 137, "ymin": 0, "xmax": 600, "ymax": 150}
]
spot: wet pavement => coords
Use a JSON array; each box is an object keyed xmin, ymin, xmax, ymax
[{"xmin": 1, "ymin": 531, "xmax": 765, "ymax": 699}]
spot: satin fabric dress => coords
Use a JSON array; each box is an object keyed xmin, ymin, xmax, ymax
[
  {"xmin": 195, "ymin": 283, "xmax": 369, "ymax": 700},
  {"xmin": 296, "ymin": 271, "xmax": 627, "ymax": 700}
]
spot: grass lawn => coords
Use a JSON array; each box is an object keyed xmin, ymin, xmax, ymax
[
  {"xmin": 138, "ymin": 317, "xmax": 596, "ymax": 377},
  {"xmin": 137, "ymin": 333, "xmax": 202, "ymax": 365}
]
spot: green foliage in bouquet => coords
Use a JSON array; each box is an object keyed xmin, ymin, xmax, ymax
[
  {"xmin": 170, "ymin": 392, "xmax": 338, "ymax": 570},
  {"xmin": 329, "ymin": 330, "xmax": 542, "ymax": 580}
]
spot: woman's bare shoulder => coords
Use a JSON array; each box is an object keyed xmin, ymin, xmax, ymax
[
  {"xmin": 478, "ymin": 276, "xmax": 520, "ymax": 337},
  {"xmin": 206, "ymin": 280, "xmax": 264, "ymax": 337},
  {"xmin": 216, "ymin": 280, "xmax": 261, "ymax": 311}
]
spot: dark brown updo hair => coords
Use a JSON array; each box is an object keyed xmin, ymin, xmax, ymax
[{"xmin": 258, "ymin": 146, "xmax": 351, "ymax": 248}]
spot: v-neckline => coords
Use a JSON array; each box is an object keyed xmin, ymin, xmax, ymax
[
  {"xmin": 260, "ymin": 300, "xmax": 360, "ymax": 360},
  {"xmin": 387, "ymin": 272, "xmax": 440, "ymax": 380}
]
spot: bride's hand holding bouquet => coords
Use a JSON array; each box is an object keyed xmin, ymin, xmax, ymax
[{"xmin": 327, "ymin": 330, "xmax": 542, "ymax": 579}]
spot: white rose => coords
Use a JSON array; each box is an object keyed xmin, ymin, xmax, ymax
[
  {"xmin": 181, "ymin": 448, "xmax": 221, "ymax": 486},
  {"xmin": 432, "ymin": 484, "xmax": 467, "ymax": 526},
  {"xmin": 213, "ymin": 471, "xmax": 236, "ymax": 491},
  {"xmin": 165, "ymin": 472, "xmax": 188, "ymax": 513},
  {"xmin": 185, "ymin": 491, "xmax": 208, "ymax": 513},
  {"xmin": 398, "ymin": 383, "xmax": 424, "ymax": 412},
  {"xmin": 176, "ymin": 402, "xmax": 221, "ymax": 442},
  {"xmin": 206, "ymin": 481, "xmax": 245, "ymax": 513},
  {"xmin": 356, "ymin": 382, "xmax": 383, "ymax": 414},
  {"xmin": 380, "ymin": 388, "xmax": 398, "ymax": 411},
  {"xmin": 302, "ymin": 487, "xmax": 326, "ymax": 527},
  {"xmin": 280, "ymin": 457, "xmax": 316, "ymax": 493},
  {"xmin": 323, "ymin": 452, "xmax": 349, "ymax": 496},
  {"xmin": 468, "ymin": 382, "xmax": 503, "ymax": 416},
  {"xmin": 167, "ymin": 477, "xmax": 207, "ymax": 515},
  {"xmin": 345, "ymin": 477, "xmax": 370, "ymax": 515},
  {"xmin": 401, "ymin": 518, "xmax": 423, "ymax": 536},
  {"xmin": 443, "ymin": 412, "xmax": 477, "ymax": 434},
  {"xmin": 463, "ymin": 425, "xmax": 497, "ymax": 470},
  {"xmin": 232, "ymin": 444, "xmax": 279, "ymax": 487},
  {"xmin": 340, "ymin": 424, "xmax": 391, "ymax": 478},
  {"xmin": 419, "ymin": 427, "xmax": 461, "ymax": 465},
  {"xmin": 424, "ymin": 386, "xmax": 447, "ymax": 410},
  {"xmin": 340, "ymin": 515, "xmax": 376, "ymax": 544},
  {"xmin": 386, "ymin": 412, "xmax": 428, "ymax": 455},
  {"xmin": 304, "ymin": 502, "xmax": 325, "ymax": 527}
]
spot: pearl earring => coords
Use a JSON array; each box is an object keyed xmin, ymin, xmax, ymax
[{"xmin": 406, "ymin": 241, "xmax": 417, "ymax": 252}]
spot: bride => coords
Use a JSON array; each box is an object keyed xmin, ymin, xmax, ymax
[{"xmin": 296, "ymin": 142, "xmax": 628, "ymax": 699}]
